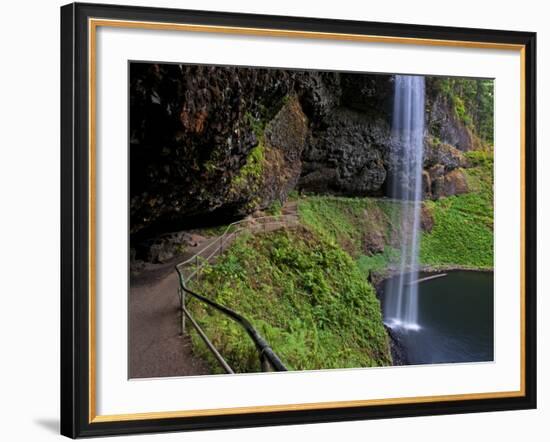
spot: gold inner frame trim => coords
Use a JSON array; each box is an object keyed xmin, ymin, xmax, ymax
[{"xmin": 88, "ymin": 17, "xmax": 527, "ymax": 424}]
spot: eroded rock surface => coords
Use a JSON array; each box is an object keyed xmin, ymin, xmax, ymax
[{"xmin": 130, "ymin": 64, "xmax": 481, "ymax": 245}]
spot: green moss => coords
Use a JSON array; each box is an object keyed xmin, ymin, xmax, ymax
[
  {"xmin": 357, "ymin": 247, "xmax": 401, "ymax": 275},
  {"xmin": 464, "ymin": 150, "xmax": 494, "ymax": 168},
  {"xmin": 453, "ymin": 96, "xmax": 473, "ymax": 128},
  {"xmin": 297, "ymin": 179, "xmax": 493, "ymax": 274},
  {"xmin": 228, "ymin": 111, "xmax": 269, "ymax": 201},
  {"xmin": 265, "ymin": 199, "xmax": 283, "ymax": 216},
  {"xmin": 245, "ymin": 111, "xmax": 266, "ymax": 138},
  {"xmin": 419, "ymin": 195, "xmax": 493, "ymax": 267},
  {"xmin": 432, "ymin": 77, "xmax": 494, "ymax": 145},
  {"xmin": 188, "ymin": 227, "xmax": 391, "ymax": 373},
  {"xmin": 420, "ymin": 154, "xmax": 493, "ymax": 268},
  {"xmin": 230, "ymin": 140, "xmax": 265, "ymax": 193},
  {"xmin": 298, "ymin": 195, "xmax": 400, "ymax": 258},
  {"xmin": 297, "ymin": 195, "xmax": 406, "ymax": 281},
  {"xmin": 202, "ymin": 160, "xmax": 218, "ymax": 173},
  {"xmin": 187, "ymin": 153, "xmax": 493, "ymax": 373}
]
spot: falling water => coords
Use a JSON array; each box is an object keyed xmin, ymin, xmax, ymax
[{"xmin": 384, "ymin": 75, "xmax": 425, "ymax": 331}]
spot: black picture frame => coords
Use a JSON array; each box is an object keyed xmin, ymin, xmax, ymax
[{"xmin": 61, "ymin": 2, "xmax": 537, "ymax": 438}]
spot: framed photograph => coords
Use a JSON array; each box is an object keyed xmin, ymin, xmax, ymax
[{"xmin": 60, "ymin": 2, "xmax": 536, "ymax": 438}]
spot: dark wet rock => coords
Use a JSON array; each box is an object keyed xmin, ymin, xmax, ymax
[
  {"xmin": 138, "ymin": 231, "xmax": 205, "ymax": 263},
  {"xmin": 130, "ymin": 64, "xmax": 481, "ymax": 242},
  {"xmin": 363, "ymin": 230, "xmax": 386, "ymax": 255},
  {"xmin": 258, "ymin": 96, "xmax": 309, "ymax": 207},
  {"xmin": 295, "ymin": 71, "xmax": 341, "ymax": 123},
  {"xmin": 425, "ymin": 88, "xmax": 477, "ymax": 152},
  {"xmin": 422, "ymin": 170, "xmax": 432, "ymax": 199},
  {"xmin": 432, "ymin": 169, "xmax": 469, "ymax": 199},
  {"xmin": 299, "ymin": 108, "xmax": 390, "ymax": 196},
  {"xmin": 428, "ymin": 164, "xmax": 445, "ymax": 181},
  {"xmin": 385, "ymin": 325, "xmax": 408, "ymax": 366},
  {"xmin": 340, "ymin": 73, "xmax": 393, "ymax": 117},
  {"xmin": 130, "ymin": 63, "xmax": 298, "ymax": 237},
  {"xmin": 424, "ymin": 142, "xmax": 468, "ymax": 170},
  {"xmin": 421, "ymin": 204, "xmax": 435, "ymax": 232},
  {"xmin": 222, "ymin": 95, "xmax": 309, "ymax": 217},
  {"xmin": 423, "ymin": 141, "xmax": 470, "ymax": 199}
]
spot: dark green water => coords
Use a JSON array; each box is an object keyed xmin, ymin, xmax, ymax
[{"xmin": 381, "ymin": 271, "xmax": 494, "ymax": 365}]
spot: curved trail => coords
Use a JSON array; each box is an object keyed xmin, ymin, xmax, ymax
[
  {"xmin": 129, "ymin": 202, "xmax": 298, "ymax": 378},
  {"xmin": 129, "ymin": 243, "xmax": 214, "ymax": 379}
]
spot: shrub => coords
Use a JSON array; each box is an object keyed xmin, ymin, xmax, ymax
[{"xmin": 188, "ymin": 227, "xmax": 391, "ymax": 373}]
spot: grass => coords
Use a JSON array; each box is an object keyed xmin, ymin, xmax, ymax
[
  {"xmin": 187, "ymin": 151, "xmax": 493, "ymax": 373},
  {"xmin": 297, "ymin": 151, "xmax": 493, "ymax": 274},
  {"xmin": 298, "ymin": 195, "xmax": 400, "ymax": 258},
  {"xmin": 419, "ymin": 151, "xmax": 493, "ymax": 268},
  {"xmin": 188, "ymin": 227, "xmax": 391, "ymax": 374},
  {"xmin": 357, "ymin": 247, "xmax": 401, "ymax": 275},
  {"xmin": 265, "ymin": 199, "xmax": 283, "ymax": 216},
  {"xmin": 298, "ymin": 195, "xmax": 405, "ymax": 279},
  {"xmin": 419, "ymin": 194, "xmax": 493, "ymax": 267}
]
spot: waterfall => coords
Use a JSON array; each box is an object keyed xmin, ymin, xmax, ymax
[{"xmin": 384, "ymin": 75, "xmax": 425, "ymax": 331}]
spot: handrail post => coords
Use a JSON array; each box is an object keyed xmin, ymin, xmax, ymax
[
  {"xmin": 195, "ymin": 254, "xmax": 199, "ymax": 281},
  {"xmin": 179, "ymin": 285, "xmax": 186, "ymax": 335},
  {"xmin": 174, "ymin": 214, "xmax": 295, "ymax": 374},
  {"xmin": 260, "ymin": 351, "xmax": 270, "ymax": 372}
]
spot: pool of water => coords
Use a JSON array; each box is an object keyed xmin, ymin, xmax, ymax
[{"xmin": 380, "ymin": 271, "xmax": 494, "ymax": 365}]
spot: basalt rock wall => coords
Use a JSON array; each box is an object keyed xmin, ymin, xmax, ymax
[{"xmin": 130, "ymin": 64, "xmax": 481, "ymax": 240}]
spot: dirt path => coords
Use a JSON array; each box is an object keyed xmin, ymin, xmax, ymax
[
  {"xmin": 129, "ymin": 203, "xmax": 299, "ymax": 378},
  {"xmin": 129, "ymin": 240, "xmax": 218, "ymax": 379}
]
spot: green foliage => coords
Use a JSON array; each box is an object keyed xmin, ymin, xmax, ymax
[
  {"xmin": 202, "ymin": 160, "xmax": 218, "ymax": 173},
  {"xmin": 188, "ymin": 228, "xmax": 391, "ymax": 373},
  {"xmin": 188, "ymin": 154, "xmax": 494, "ymax": 373},
  {"xmin": 419, "ymin": 195, "xmax": 493, "ymax": 268},
  {"xmin": 357, "ymin": 247, "xmax": 401, "ymax": 275},
  {"xmin": 453, "ymin": 96, "xmax": 472, "ymax": 127},
  {"xmin": 265, "ymin": 199, "xmax": 283, "ymax": 216},
  {"xmin": 297, "ymin": 195, "xmax": 404, "ymax": 279},
  {"xmin": 244, "ymin": 94, "xmax": 290, "ymax": 137},
  {"xmin": 230, "ymin": 141, "xmax": 265, "ymax": 193},
  {"xmin": 433, "ymin": 77, "xmax": 494, "ymax": 145},
  {"xmin": 298, "ymin": 195, "xmax": 400, "ymax": 258},
  {"xmin": 245, "ymin": 111, "xmax": 266, "ymax": 138},
  {"xmin": 462, "ymin": 151, "xmax": 494, "ymax": 197},
  {"xmin": 464, "ymin": 150, "xmax": 494, "ymax": 168},
  {"xmin": 287, "ymin": 190, "xmax": 301, "ymax": 201},
  {"xmin": 227, "ymin": 112, "xmax": 269, "ymax": 205},
  {"xmin": 420, "ymin": 154, "xmax": 493, "ymax": 268},
  {"xmin": 297, "ymin": 181, "xmax": 493, "ymax": 274}
]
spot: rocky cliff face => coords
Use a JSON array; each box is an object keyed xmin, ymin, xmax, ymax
[
  {"xmin": 300, "ymin": 74, "xmax": 393, "ymax": 196},
  {"xmin": 130, "ymin": 64, "xmax": 295, "ymax": 236},
  {"xmin": 298, "ymin": 74, "xmax": 475, "ymax": 199},
  {"xmin": 130, "ymin": 63, "xmax": 481, "ymax": 242}
]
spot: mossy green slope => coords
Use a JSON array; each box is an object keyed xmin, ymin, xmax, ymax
[
  {"xmin": 297, "ymin": 151, "xmax": 494, "ymax": 276},
  {"xmin": 188, "ymin": 227, "xmax": 391, "ymax": 373},
  {"xmin": 297, "ymin": 195, "xmax": 401, "ymax": 257},
  {"xmin": 188, "ymin": 152, "xmax": 493, "ymax": 373},
  {"xmin": 420, "ymin": 151, "xmax": 493, "ymax": 268}
]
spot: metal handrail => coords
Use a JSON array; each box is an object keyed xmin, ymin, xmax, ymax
[
  {"xmin": 177, "ymin": 215, "xmax": 298, "ymax": 281},
  {"xmin": 176, "ymin": 269, "xmax": 287, "ymax": 372},
  {"xmin": 176, "ymin": 214, "xmax": 298, "ymax": 373},
  {"xmin": 177, "ymin": 214, "xmax": 298, "ymax": 269}
]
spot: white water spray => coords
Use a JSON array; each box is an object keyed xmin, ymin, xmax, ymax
[{"xmin": 384, "ymin": 75, "xmax": 425, "ymax": 332}]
